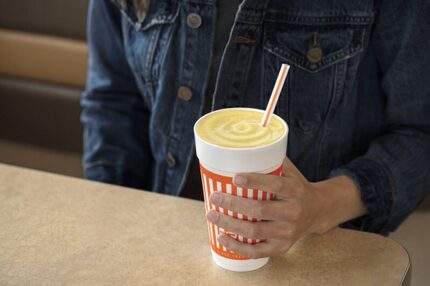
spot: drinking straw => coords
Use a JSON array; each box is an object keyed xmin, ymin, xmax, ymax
[{"xmin": 260, "ymin": 64, "xmax": 290, "ymax": 127}]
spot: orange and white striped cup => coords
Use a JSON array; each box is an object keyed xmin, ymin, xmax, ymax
[{"xmin": 194, "ymin": 108, "xmax": 288, "ymax": 272}]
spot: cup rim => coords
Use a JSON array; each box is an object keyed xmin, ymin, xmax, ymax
[{"xmin": 194, "ymin": 107, "xmax": 289, "ymax": 151}]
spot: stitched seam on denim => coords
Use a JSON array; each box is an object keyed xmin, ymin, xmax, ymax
[
  {"xmin": 154, "ymin": 21, "xmax": 176, "ymax": 80},
  {"xmin": 152, "ymin": 12, "xmax": 182, "ymax": 192},
  {"xmin": 264, "ymin": 25, "xmax": 366, "ymax": 72},
  {"xmin": 122, "ymin": 18, "xmax": 151, "ymax": 109},
  {"xmin": 117, "ymin": 1, "xmax": 180, "ymax": 31},
  {"xmin": 177, "ymin": 3, "xmax": 216, "ymax": 195},
  {"xmin": 362, "ymin": 157, "xmax": 395, "ymax": 217},
  {"xmin": 110, "ymin": 0, "xmax": 141, "ymax": 26},
  {"xmin": 236, "ymin": 8, "xmax": 266, "ymax": 24},
  {"xmin": 169, "ymin": 8, "xmax": 196, "ymax": 144},
  {"xmin": 226, "ymin": 27, "xmax": 262, "ymax": 105},
  {"xmin": 122, "ymin": 17, "xmax": 136, "ymax": 73},
  {"xmin": 264, "ymin": 14, "xmax": 374, "ymax": 25},
  {"xmin": 211, "ymin": 1, "xmax": 243, "ymax": 109},
  {"xmin": 368, "ymin": 157, "xmax": 396, "ymax": 232},
  {"xmin": 118, "ymin": 8, "xmax": 139, "ymax": 30},
  {"xmin": 266, "ymin": 9, "xmax": 375, "ymax": 17},
  {"xmin": 166, "ymin": 1, "xmax": 186, "ymax": 149},
  {"xmin": 164, "ymin": 1, "xmax": 200, "ymax": 194},
  {"xmin": 144, "ymin": 24, "xmax": 160, "ymax": 84},
  {"xmin": 140, "ymin": 6, "xmax": 180, "ymax": 31},
  {"xmin": 233, "ymin": 2, "xmax": 269, "ymax": 106},
  {"xmin": 263, "ymin": 40, "xmax": 364, "ymax": 73}
]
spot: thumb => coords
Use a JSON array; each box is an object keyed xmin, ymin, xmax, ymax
[{"xmin": 282, "ymin": 156, "xmax": 305, "ymax": 180}]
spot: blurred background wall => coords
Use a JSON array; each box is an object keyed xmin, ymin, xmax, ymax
[{"xmin": 0, "ymin": 0, "xmax": 88, "ymax": 177}]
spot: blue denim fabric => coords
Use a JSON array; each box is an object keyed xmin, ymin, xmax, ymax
[{"xmin": 81, "ymin": 0, "xmax": 430, "ymax": 234}]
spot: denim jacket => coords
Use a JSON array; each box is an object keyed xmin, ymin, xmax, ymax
[{"xmin": 81, "ymin": 0, "xmax": 430, "ymax": 234}]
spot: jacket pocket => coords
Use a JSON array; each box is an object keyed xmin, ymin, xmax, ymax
[
  {"xmin": 264, "ymin": 27, "xmax": 365, "ymax": 73},
  {"xmin": 262, "ymin": 16, "xmax": 371, "ymax": 135}
]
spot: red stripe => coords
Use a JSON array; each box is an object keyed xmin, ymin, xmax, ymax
[
  {"xmin": 253, "ymin": 189, "xmax": 258, "ymax": 200},
  {"xmin": 243, "ymin": 188, "xmax": 248, "ymax": 198},
  {"xmin": 200, "ymin": 163, "xmax": 285, "ymax": 258}
]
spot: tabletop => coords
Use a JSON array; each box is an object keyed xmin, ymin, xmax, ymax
[{"xmin": 0, "ymin": 163, "xmax": 410, "ymax": 286}]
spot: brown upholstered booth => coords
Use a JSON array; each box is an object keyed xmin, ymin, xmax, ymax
[{"xmin": 0, "ymin": 0, "xmax": 87, "ymax": 177}]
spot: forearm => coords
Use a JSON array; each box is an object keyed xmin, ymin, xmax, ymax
[{"xmin": 312, "ymin": 175, "xmax": 367, "ymax": 234}]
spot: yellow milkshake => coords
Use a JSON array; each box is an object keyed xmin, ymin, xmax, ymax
[{"xmin": 195, "ymin": 109, "xmax": 285, "ymax": 148}]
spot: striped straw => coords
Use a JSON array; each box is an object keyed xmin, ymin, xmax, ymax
[{"xmin": 260, "ymin": 64, "xmax": 290, "ymax": 127}]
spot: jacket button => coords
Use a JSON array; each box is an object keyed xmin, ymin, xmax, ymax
[
  {"xmin": 187, "ymin": 13, "xmax": 202, "ymax": 29},
  {"xmin": 307, "ymin": 47, "xmax": 323, "ymax": 64},
  {"xmin": 178, "ymin": 86, "xmax": 193, "ymax": 101},
  {"xmin": 165, "ymin": 152, "xmax": 176, "ymax": 167}
]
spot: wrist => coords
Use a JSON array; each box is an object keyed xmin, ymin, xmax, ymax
[{"xmin": 311, "ymin": 175, "xmax": 367, "ymax": 234}]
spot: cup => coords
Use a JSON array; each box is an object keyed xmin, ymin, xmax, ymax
[{"xmin": 194, "ymin": 107, "xmax": 288, "ymax": 272}]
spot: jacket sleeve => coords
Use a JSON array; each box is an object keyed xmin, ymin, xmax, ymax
[
  {"xmin": 81, "ymin": 0, "xmax": 153, "ymax": 189},
  {"xmin": 329, "ymin": 0, "xmax": 430, "ymax": 234}
]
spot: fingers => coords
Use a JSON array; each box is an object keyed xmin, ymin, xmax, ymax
[
  {"xmin": 210, "ymin": 191, "xmax": 286, "ymax": 220},
  {"xmin": 210, "ymin": 191, "xmax": 297, "ymax": 221},
  {"xmin": 207, "ymin": 210, "xmax": 290, "ymax": 240},
  {"xmin": 233, "ymin": 173, "xmax": 302, "ymax": 198},
  {"xmin": 218, "ymin": 235, "xmax": 292, "ymax": 259},
  {"xmin": 206, "ymin": 157, "xmax": 311, "ymax": 259}
]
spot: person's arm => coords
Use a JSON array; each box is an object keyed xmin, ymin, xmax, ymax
[
  {"xmin": 206, "ymin": 158, "xmax": 365, "ymax": 258},
  {"xmin": 81, "ymin": 0, "xmax": 152, "ymax": 189},
  {"xmin": 205, "ymin": 0, "xmax": 430, "ymax": 258},
  {"xmin": 329, "ymin": 0, "xmax": 430, "ymax": 234}
]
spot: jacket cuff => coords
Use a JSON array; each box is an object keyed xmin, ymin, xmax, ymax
[{"xmin": 329, "ymin": 158, "xmax": 394, "ymax": 235}]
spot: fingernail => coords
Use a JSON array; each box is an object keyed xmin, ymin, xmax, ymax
[
  {"xmin": 233, "ymin": 175, "xmax": 247, "ymax": 186},
  {"xmin": 210, "ymin": 192, "xmax": 222, "ymax": 205},
  {"xmin": 207, "ymin": 210, "xmax": 219, "ymax": 223}
]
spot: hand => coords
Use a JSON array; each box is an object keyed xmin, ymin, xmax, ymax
[{"xmin": 206, "ymin": 157, "xmax": 366, "ymax": 259}]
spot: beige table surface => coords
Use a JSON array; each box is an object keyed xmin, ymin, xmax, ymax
[{"xmin": 0, "ymin": 163, "xmax": 410, "ymax": 286}]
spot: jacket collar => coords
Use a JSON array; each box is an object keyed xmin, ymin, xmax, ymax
[{"xmin": 111, "ymin": 0, "xmax": 150, "ymax": 23}]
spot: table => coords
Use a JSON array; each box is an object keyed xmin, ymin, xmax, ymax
[{"xmin": 0, "ymin": 163, "xmax": 410, "ymax": 285}]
